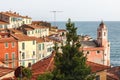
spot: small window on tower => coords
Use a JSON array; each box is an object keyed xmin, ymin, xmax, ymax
[
  {"xmin": 99, "ymin": 32, "xmax": 101, "ymax": 37},
  {"xmin": 97, "ymin": 51, "xmax": 100, "ymax": 54},
  {"xmin": 104, "ymin": 32, "xmax": 106, "ymax": 36}
]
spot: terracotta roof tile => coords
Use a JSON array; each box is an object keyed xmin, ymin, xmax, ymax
[
  {"xmin": 31, "ymin": 53, "xmax": 109, "ymax": 79},
  {"xmin": 0, "ymin": 67, "xmax": 14, "ymax": 77},
  {"xmin": 87, "ymin": 61, "xmax": 110, "ymax": 73},
  {"xmin": 32, "ymin": 52, "xmax": 55, "ymax": 79},
  {"xmin": 0, "ymin": 20, "xmax": 9, "ymax": 24},
  {"xmin": 58, "ymin": 29, "xmax": 66, "ymax": 32},
  {"xmin": 0, "ymin": 11, "xmax": 31, "ymax": 19},
  {"xmin": 0, "ymin": 37, "xmax": 17, "ymax": 43},
  {"xmin": 24, "ymin": 24, "xmax": 48, "ymax": 29},
  {"xmin": 11, "ymin": 34, "xmax": 35, "ymax": 41},
  {"xmin": 107, "ymin": 66, "xmax": 120, "ymax": 80},
  {"xmin": 8, "ymin": 29, "xmax": 23, "ymax": 34}
]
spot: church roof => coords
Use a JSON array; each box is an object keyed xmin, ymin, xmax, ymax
[
  {"xmin": 80, "ymin": 41, "xmax": 97, "ymax": 48},
  {"xmin": 99, "ymin": 21, "xmax": 107, "ymax": 29}
]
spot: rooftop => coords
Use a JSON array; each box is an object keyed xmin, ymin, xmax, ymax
[
  {"xmin": 0, "ymin": 11, "xmax": 31, "ymax": 19},
  {"xmin": 0, "ymin": 67, "xmax": 14, "ymax": 77},
  {"xmin": 0, "ymin": 20, "xmax": 9, "ymax": 24},
  {"xmin": 31, "ymin": 52, "xmax": 109, "ymax": 79},
  {"xmin": 107, "ymin": 66, "xmax": 120, "ymax": 80},
  {"xmin": 32, "ymin": 52, "xmax": 54, "ymax": 79},
  {"xmin": 81, "ymin": 41, "xmax": 97, "ymax": 48},
  {"xmin": 11, "ymin": 34, "xmax": 36, "ymax": 41},
  {"xmin": 0, "ymin": 37, "xmax": 17, "ymax": 43},
  {"xmin": 87, "ymin": 61, "xmax": 110, "ymax": 73}
]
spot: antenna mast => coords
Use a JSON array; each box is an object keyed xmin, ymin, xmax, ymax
[{"xmin": 50, "ymin": 11, "xmax": 63, "ymax": 26}]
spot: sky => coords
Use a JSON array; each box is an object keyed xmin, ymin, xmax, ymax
[{"xmin": 0, "ymin": 0, "xmax": 120, "ymax": 21}]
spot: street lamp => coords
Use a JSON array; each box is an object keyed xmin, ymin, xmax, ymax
[{"xmin": 19, "ymin": 51, "xmax": 22, "ymax": 80}]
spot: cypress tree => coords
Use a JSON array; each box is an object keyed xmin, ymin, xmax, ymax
[
  {"xmin": 37, "ymin": 19, "xmax": 95, "ymax": 80},
  {"xmin": 52, "ymin": 18, "xmax": 94, "ymax": 80}
]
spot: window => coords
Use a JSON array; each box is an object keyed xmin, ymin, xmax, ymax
[
  {"xmin": 12, "ymin": 52, "xmax": 15, "ymax": 60},
  {"xmin": 99, "ymin": 32, "xmax": 101, "ymax": 37},
  {"xmin": 36, "ymin": 30, "xmax": 37, "ymax": 33},
  {"xmin": 42, "ymin": 44, "xmax": 44, "ymax": 50},
  {"xmin": 32, "ymin": 60, "xmax": 35, "ymax": 64},
  {"xmin": 33, "ymin": 40, "xmax": 35, "ymax": 45},
  {"xmin": 28, "ymin": 62, "xmax": 32, "ymax": 67},
  {"xmin": 22, "ymin": 43, "xmax": 25, "ymax": 50},
  {"xmin": 104, "ymin": 32, "xmax": 106, "ymax": 36},
  {"xmin": 38, "ymin": 30, "xmax": 39, "ymax": 33},
  {"xmin": 97, "ymin": 51, "xmax": 100, "ymax": 54},
  {"xmin": 22, "ymin": 52, "xmax": 25, "ymax": 59},
  {"xmin": 23, "ymin": 21, "xmax": 25, "ymax": 24},
  {"xmin": 4, "ymin": 25, "xmax": 7, "ymax": 28},
  {"xmin": 39, "ymin": 44, "xmax": 41, "ymax": 50},
  {"xmin": 0, "ymin": 25, "xmax": 2, "ymax": 28},
  {"xmin": 5, "ymin": 53, "xmax": 9, "ymax": 61},
  {"xmin": 27, "ymin": 31, "xmax": 30, "ymax": 34},
  {"xmin": 96, "ymin": 75, "xmax": 100, "ymax": 80},
  {"xmin": 12, "ymin": 42, "xmax": 15, "ymax": 47},
  {"xmin": 32, "ymin": 31, "xmax": 34, "ymax": 34},
  {"xmin": 5, "ymin": 42, "xmax": 8, "ymax": 48},
  {"xmin": 12, "ymin": 53, "xmax": 15, "ymax": 68},
  {"xmin": 5, "ymin": 53, "xmax": 9, "ymax": 67},
  {"xmin": 22, "ymin": 61, "xmax": 25, "ymax": 66},
  {"xmin": 33, "ymin": 51, "xmax": 35, "ymax": 57}
]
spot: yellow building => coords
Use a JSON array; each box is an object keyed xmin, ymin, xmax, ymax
[
  {"xmin": 11, "ymin": 34, "xmax": 37, "ymax": 67},
  {"xmin": 20, "ymin": 24, "xmax": 49, "ymax": 38}
]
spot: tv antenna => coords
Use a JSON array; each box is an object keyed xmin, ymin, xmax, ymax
[{"xmin": 50, "ymin": 11, "xmax": 63, "ymax": 26}]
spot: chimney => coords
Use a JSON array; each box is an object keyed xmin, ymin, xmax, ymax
[{"xmin": 14, "ymin": 12, "xmax": 16, "ymax": 14}]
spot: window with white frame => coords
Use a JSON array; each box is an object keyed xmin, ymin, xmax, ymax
[
  {"xmin": 12, "ymin": 42, "xmax": 15, "ymax": 47},
  {"xmin": 5, "ymin": 42, "xmax": 8, "ymax": 48}
]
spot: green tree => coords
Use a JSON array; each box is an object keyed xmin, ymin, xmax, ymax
[
  {"xmin": 37, "ymin": 19, "xmax": 95, "ymax": 80},
  {"xmin": 52, "ymin": 18, "xmax": 94, "ymax": 80},
  {"xmin": 37, "ymin": 72, "xmax": 53, "ymax": 80},
  {"xmin": 22, "ymin": 67, "xmax": 32, "ymax": 79},
  {"xmin": 14, "ymin": 66, "xmax": 32, "ymax": 80}
]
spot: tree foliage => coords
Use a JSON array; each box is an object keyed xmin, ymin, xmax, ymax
[
  {"xmin": 14, "ymin": 66, "xmax": 32, "ymax": 80},
  {"xmin": 37, "ymin": 19, "xmax": 94, "ymax": 80},
  {"xmin": 52, "ymin": 18, "xmax": 94, "ymax": 80}
]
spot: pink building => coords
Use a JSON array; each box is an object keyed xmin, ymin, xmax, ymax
[{"xmin": 80, "ymin": 21, "xmax": 110, "ymax": 66}]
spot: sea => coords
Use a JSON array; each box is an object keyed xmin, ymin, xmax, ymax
[{"xmin": 50, "ymin": 21, "xmax": 120, "ymax": 67}]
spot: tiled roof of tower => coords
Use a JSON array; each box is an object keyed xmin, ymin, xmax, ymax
[
  {"xmin": 99, "ymin": 21, "xmax": 107, "ymax": 29},
  {"xmin": 32, "ymin": 52, "xmax": 55, "ymax": 79},
  {"xmin": 80, "ymin": 41, "xmax": 97, "ymax": 48}
]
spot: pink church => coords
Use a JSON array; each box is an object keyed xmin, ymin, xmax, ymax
[{"xmin": 80, "ymin": 21, "xmax": 110, "ymax": 66}]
